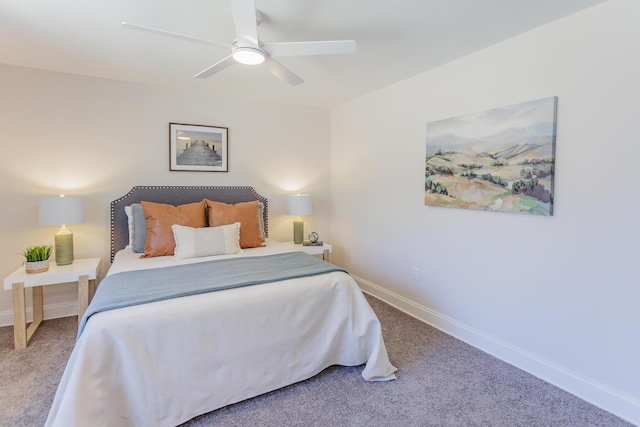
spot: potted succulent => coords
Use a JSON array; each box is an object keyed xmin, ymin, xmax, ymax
[{"xmin": 23, "ymin": 245, "xmax": 52, "ymax": 274}]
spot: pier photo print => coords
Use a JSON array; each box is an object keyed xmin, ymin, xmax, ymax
[{"xmin": 170, "ymin": 123, "xmax": 228, "ymax": 172}]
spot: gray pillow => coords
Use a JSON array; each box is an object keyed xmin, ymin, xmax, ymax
[
  {"xmin": 257, "ymin": 201, "xmax": 266, "ymax": 241},
  {"xmin": 130, "ymin": 203, "xmax": 147, "ymax": 253}
]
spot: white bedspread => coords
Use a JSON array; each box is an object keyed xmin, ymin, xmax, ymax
[{"xmin": 46, "ymin": 241, "xmax": 396, "ymax": 427}]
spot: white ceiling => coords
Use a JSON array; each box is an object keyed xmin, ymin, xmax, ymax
[{"xmin": 0, "ymin": 0, "xmax": 607, "ymax": 108}]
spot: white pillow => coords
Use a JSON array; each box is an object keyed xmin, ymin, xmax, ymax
[{"xmin": 172, "ymin": 222, "xmax": 241, "ymax": 259}]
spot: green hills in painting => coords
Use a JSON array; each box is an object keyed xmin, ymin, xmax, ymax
[{"xmin": 425, "ymin": 136, "xmax": 555, "ymax": 215}]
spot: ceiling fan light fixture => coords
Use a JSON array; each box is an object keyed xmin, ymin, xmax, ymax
[{"xmin": 232, "ymin": 47, "xmax": 265, "ymax": 65}]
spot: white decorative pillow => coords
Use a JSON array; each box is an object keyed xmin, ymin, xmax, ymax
[{"xmin": 172, "ymin": 222, "xmax": 241, "ymax": 259}]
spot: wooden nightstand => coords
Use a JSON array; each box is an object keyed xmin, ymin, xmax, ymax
[
  {"xmin": 281, "ymin": 241, "xmax": 332, "ymax": 262},
  {"xmin": 3, "ymin": 257, "xmax": 101, "ymax": 349}
]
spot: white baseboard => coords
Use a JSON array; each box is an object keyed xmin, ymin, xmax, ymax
[
  {"xmin": 0, "ymin": 302, "xmax": 77, "ymax": 327},
  {"xmin": 354, "ymin": 275, "xmax": 640, "ymax": 426}
]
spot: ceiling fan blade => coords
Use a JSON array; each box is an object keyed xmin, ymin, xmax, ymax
[
  {"xmin": 230, "ymin": 0, "xmax": 259, "ymax": 46},
  {"xmin": 263, "ymin": 40, "xmax": 356, "ymax": 57},
  {"xmin": 193, "ymin": 55, "xmax": 236, "ymax": 78},
  {"xmin": 122, "ymin": 22, "xmax": 231, "ymax": 50},
  {"xmin": 264, "ymin": 57, "xmax": 303, "ymax": 86}
]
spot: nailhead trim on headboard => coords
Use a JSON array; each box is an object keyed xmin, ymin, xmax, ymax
[{"xmin": 109, "ymin": 186, "xmax": 269, "ymax": 262}]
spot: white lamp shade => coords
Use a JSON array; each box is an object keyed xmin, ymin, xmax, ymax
[
  {"xmin": 286, "ymin": 194, "xmax": 312, "ymax": 216},
  {"xmin": 39, "ymin": 195, "xmax": 85, "ymax": 226}
]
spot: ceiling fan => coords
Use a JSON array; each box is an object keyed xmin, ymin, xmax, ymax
[{"xmin": 122, "ymin": 0, "xmax": 356, "ymax": 86}]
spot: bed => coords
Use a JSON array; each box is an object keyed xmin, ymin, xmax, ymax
[{"xmin": 46, "ymin": 186, "xmax": 397, "ymax": 427}]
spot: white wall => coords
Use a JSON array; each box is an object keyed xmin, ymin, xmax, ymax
[
  {"xmin": 331, "ymin": 0, "xmax": 639, "ymax": 423},
  {"xmin": 0, "ymin": 64, "xmax": 331, "ymax": 323}
]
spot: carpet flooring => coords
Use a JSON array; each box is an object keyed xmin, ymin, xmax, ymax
[{"xmin": 0, "ymin": 295, "xmax": 633, "ymax": 426}]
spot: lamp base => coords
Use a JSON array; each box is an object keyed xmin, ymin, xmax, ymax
[
  {"xmin": 293, "ymin": 218, "xmax": 304, "ymax": 244},
  {"xmin": 55, "ymin": 229, "xmax": 74, "ymax": 266}
]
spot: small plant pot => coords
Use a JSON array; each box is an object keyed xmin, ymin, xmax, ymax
[{"xmin": 25, "ymin": 260, "xmax": 49, "ymax": 274}]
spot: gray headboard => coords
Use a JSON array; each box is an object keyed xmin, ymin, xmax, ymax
[{"xmin": 110, "ymin": 186, "xmax": 268, "ymax": 262}]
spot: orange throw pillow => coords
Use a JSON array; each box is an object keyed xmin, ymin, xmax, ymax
[
  {"xmin": 206, "ymin": 200, "xmax": 264, "ymax": 249},
  {"xmin": 141, "ymin": 200, "xmax": 206, "ymax": 257}
]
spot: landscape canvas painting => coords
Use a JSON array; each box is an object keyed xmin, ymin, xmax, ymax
[{"xmin": 425, "ymin": 97, "xmax": 557, "ymax": 215}]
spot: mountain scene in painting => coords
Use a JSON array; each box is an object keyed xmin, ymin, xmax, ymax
[{"xmin": 425, "ymin": 97, "xmax": 557, "ymax": 215}]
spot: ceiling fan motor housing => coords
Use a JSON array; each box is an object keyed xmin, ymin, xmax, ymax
[{"xmin": 232, "ymin": 45, "xmax": 265, "ymax": 65}]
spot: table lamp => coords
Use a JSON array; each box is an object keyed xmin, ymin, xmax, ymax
[
  {"xmin": 286, "ymin": 194, "xmax": 312, "ymax": 244},
  {"xmin": 39, "ymin": 195, "xmax": 84, "ymax": 265}
]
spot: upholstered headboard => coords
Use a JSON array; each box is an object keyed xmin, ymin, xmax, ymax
[{"xmin": 110, "ymin": 186, "xmax": 268, "ymax": 262}]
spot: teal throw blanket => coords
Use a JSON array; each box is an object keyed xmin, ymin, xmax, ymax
[{"xmin": 78, "ymin": 252, "xmax": 346, "ymax": 339}]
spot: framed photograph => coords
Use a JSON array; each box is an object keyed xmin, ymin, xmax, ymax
[{"xmin": 169, "ymin": 123, "xmax": 228, "ymax": 172}]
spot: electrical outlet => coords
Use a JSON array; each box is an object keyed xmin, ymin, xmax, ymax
[{"xmin": 412, "ymin": 267, "xmax": 419, "ymax": 281}]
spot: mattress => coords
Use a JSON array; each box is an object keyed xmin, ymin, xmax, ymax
[{"xmin": 46, "ymin": 240, "xmax": 396, "ymax": 427}]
